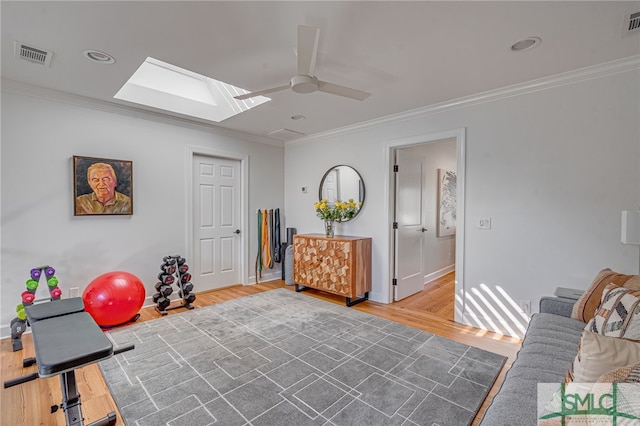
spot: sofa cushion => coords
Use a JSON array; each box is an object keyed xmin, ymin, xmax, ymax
[
  {"xmin": 586, "ymin": 283, "xmax": 640, "ymax": 340},
  {"xmin": 567, "ymin": 331, "xmax": 640, "ymax": 383},
  {"xmin": 480, "ymin": 313, "xmax": 585, "ymax": 426},
  {"xmin": 571, "ymin": 268, "xmax": 640, "ymax": 323}
]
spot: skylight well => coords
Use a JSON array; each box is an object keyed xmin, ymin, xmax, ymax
[{"xmin": 114, "ymin": 57, "xmax": 269, "ymax": 122}]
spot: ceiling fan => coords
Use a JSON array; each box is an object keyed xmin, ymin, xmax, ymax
[{"xmin": 234, "ymin": 25, "xmax": 371, "ymax": 102}]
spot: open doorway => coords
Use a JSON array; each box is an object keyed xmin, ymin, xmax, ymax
[{"xmin": 388, "ymin": 129, "xmax": 466, "ymax": 322}]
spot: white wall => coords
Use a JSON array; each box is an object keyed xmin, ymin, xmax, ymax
[
  {"xmin": 402, "ymin": 139, "xmax": 457, "ymax": 281},
  {"xmin": 0, "ymin": 89, "xmax": 284, "ymax": 337},
  {"xmin": 284, "ymin": 65, "xmax": 640, "ymax": 338}
]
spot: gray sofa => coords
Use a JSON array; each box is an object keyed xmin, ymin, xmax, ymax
[{"xmin": 480, "ymin": 292, "xmax": 586, "ymax": 425}]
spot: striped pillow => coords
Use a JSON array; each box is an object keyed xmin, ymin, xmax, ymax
[
  {"xmin": 585, "ymin": 283, "xmax": 640, "ymax": 341},
  {"xmin": 571, "ymin": 269, "xmax": 640, "ymax": 323}
]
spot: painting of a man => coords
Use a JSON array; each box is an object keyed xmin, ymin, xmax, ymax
[{"xmin": 74, "ymin": 157, "xmax": 133, "ymax": 215}]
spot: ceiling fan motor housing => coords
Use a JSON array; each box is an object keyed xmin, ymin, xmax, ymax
[{"xmin": 290, "ymin": 75, "xmax": 318, "ymax": 93}]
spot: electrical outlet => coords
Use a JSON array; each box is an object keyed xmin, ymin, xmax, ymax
[
  {"xmin": 69, "ymin": 287, "xmax": 80, "ymax": 298},
  {"xmin": 520, "ymin": 300, "xmax": 531, "ymax": 315}
]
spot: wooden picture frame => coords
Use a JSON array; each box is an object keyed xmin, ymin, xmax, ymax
[{"xmin": 73, "ymin": 156, "xmax": 133, "ymax": 216}]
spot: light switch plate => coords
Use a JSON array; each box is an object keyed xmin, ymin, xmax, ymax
[{"xmin": 478, "ymin": 217, "xmax": 492, "ymax": 230}]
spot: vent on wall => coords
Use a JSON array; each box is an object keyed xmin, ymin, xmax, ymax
[
  {"xmin": 625, "ymin": 11, "xmax": 640, "ymax": 34},
  {"xmin": 14, "ymin": 41, "xmax": 53, "ymax": 66}
]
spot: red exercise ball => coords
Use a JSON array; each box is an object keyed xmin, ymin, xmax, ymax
[{"xmin": 83, "ymin": 271, "xmax": 146, "ymax": 327}]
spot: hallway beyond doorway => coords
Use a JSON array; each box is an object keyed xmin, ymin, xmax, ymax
[{"xmin": 395, "ymin": 271, "xmax": 455, "ymax": 321}]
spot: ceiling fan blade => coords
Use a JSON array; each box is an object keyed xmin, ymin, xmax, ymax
[
  {"xmin": 234, "ymin": 84, "xmax": 289, "ymax": 100},
  {"xmin": 317, "ymin": 80, "xmax": 371, "ymax": 101},
  {"xmin": 297, "ymin": 25, "xmax": 320, "ymax": 76}
]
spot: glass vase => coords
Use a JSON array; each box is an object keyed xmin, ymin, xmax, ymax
[{"xmin": 324, "ymin": 220, "xmax": 335, "ymax": 238}]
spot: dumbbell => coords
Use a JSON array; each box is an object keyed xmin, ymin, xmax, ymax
[
  {"xmin": 50, "ymin": 287, "xmax": 62, "ymax": 299},
  {"xmin": 178, "ymin": 264, "xmax": 189, "ymax": 274},
  {"xmin": 21, "ymin": 291, "xmax": 36, "ymax": 304},
  {"xmin": 176, "ymin": 257, "xmax": 186, "ymax": 266},
  {"xmin": 158, "ymin": 284, "xmax": 173, "ymax": 297},
  {"xmin": 156, "ymin": 297, "xmax": 170, "ymax": 311},
  {"xmin": 161, "ymin": 264, "xmax": 176, "ymax": 274},
  {"xmin": 44, "ymin": 267, "xmax": 56, "ymax": 278},
  {"xmin": 157, "ymin": 273, "xmax": 174, "ymax": 285},
  {"xmin": 180, "ymin": 273, "xmax": 191, "ymax": 283},
  {"xmin": 16, "ymin": 304, "xmax": 26, "ymax": 321},
  {"xmin": 47, "ymin": 276, "xmax": 59, "ymax": 287},
  {"xmin": 162, "ymin": 256, "xmax": 176, "ymax": 265},
  {"xmin": 180, "ymin": 283, "xmax": 194, "ymax": 293},
  {"xmin": 26, "ymin": 279, "xmax": 39, "ymax": 291},
  {"xmin": 30, "ymin": 269, "xmax": 42, "ymax": 280},
  {"xmin": 184, "ymin": 293, "xmax": 196, "ymax": 304},
  {"xmin": 152, "ymin": 292, "xmax": 162, "ymax": 303}
]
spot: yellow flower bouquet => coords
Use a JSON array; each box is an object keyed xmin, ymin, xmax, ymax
[{"xmin": 314, "ymin": 198, "xmax": 361, "ymax": 237}]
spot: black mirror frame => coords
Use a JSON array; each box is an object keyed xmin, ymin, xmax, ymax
[{"xmin": 318, "ymin": 165, "xmax": 365, "ymax": 222}]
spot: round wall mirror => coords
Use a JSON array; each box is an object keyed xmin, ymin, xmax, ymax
[{"xmin": 319, "ymin": 165, "xmax": 365, "ymax": 221}]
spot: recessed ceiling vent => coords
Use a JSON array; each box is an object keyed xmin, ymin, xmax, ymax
[
  {"xmin": 267, "ymin": 128, "xmax": 306, "ymax": 141},
  {"xmin": 625, "ymin": 12, "xmax": 640, "ymax": 35},
  {"xmin": 14, "ymin": 41, "xmax": 53, "ymax": 66}
]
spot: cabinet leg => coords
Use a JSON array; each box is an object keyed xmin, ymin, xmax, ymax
[
  {"xmin": 346, "ymin": 292, "xmax": 369, "ymax": 307},
  {"xmin": 295, "ymin": 284, "xmax": 306, "ymax": 293}
]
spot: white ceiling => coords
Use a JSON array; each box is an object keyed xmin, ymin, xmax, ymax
[{"xmin": 2, "ymin": 1, "xmax": 639, "ymax": 142}]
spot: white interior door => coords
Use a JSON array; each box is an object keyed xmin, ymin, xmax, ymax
[
  {"xmin": 394, "ymin": 149, "xmax": 426, "ymax": 301},
  {"xmin": 323, "ymin": 169, "xmax": 339, "ymax": 202},
  {"xmin": 193, "ymin": 154, "xmax": 241, "ymax": 290}
]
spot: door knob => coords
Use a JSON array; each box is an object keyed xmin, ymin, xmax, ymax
[
  {"xmin": 421, "ymin": 228, "xmax": 428, "ymax": 232},
  {"xmin": 234, "ymin": 229, "xmax": 241, "ymax": 234}
]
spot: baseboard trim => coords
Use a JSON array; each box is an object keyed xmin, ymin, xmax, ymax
[
  {"xmin": 423, "ymin": 264, "xmax": 455, "ymax": 284},
  {"xmin": 248, "ymin": 270, "xmax": 282, "ymax": 284}
]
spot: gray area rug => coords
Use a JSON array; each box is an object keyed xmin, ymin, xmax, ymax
[{"xmin": 100, "ymin": 289, "xmax": 506, "ymax": 426}]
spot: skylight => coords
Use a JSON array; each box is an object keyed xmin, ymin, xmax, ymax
[{"xmin": 114, "ymin": 57, "xmax": 269, "ymax": 122}]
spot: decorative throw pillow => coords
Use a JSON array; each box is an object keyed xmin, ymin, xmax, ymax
[
  {"xmin": 571, "ymin": 269, "xmax": 640, "ymax": 323},
  {"xmin": 566, "ymin": 331, "xmax": 640, "ymax": 383},
  {"xmin": 585, "ymin": 283, "xmax": 640, "ymax": 341},
  {"xmin": 596, "ymin": 362, "xmax": 640, "ymax": 383}
]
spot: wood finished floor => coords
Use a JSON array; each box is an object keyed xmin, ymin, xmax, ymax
[{"xmin": 1, "ymin": 277, "xmax": 521, "ymax": 426}]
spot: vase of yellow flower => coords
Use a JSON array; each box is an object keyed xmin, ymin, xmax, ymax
[
  {"xmin": 324, "ymin": 220, "xmax": 336, "ymax": 238},
  {"xmin": 314, "ymin": 198, "xmax": 361, "ymax": 237}
]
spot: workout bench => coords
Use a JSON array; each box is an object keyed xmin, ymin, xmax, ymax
[{"xmin": 4, "ymin": 303, "xmax": 134, "ymax": 426}]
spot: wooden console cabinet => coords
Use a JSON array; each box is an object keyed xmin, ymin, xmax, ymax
[{"xmin": 293, "ymin": 234, "xmax": 372, "ymax": 306}]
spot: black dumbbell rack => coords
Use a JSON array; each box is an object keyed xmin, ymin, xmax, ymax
[{"xmin": 152, "ymin": 255, "xmax": 196, "ymax": 315}]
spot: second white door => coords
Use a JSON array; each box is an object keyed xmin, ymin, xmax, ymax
[
  {"xmin": 394, "ymin": 149, "xmax": 426, "ymax": 301},
  {"xmin": 192, "ymin": 154, "xmax": 241, "ymax": 290}
]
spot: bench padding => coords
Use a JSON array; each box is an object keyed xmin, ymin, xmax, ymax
[
  {"xmin": 31, "ymin": 312, "xmax": 113, "ymax": 377},
  {"xmin": 25, "ymin": 297, "xmax": 84, "ymax": 323}
]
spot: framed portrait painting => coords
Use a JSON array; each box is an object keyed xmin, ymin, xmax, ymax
[{"xmin": 73, "ymin": 156, "xmax": 133, "ymax": 216}]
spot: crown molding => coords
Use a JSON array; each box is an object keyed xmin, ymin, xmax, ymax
[
  {"xmin": 286, "ymin": 55, "xmax": 640, "ymax": 147},
  {"xmin": 0, "ymin": 79, "xmax": 284, "ymax": 148}
]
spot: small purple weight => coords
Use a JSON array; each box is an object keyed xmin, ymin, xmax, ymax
[
  {"xmin": 45, "ymin": 266, "xmax": 56, "ymax": 278},
  {"xmin": 30, "ymin": 268, "xmax": 42, "ymax": 280}
]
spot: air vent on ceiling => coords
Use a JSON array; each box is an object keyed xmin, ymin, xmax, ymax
[
  {"xmin": 625, "ymin": 11, "xmax": 640, "ymax": 35},
  {"xmin": 14, "ymin": 41, "xmax": 53, "ymax": 66},
  {"xmin": 267, "ymin": 128, "xmax": 306, "ymax": 141}
]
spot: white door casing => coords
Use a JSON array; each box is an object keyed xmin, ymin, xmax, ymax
[
  {"xmin": 394, "ymin": 149, "xmax": 426, "ymax": 300},
  {"xmin": 192, "ymin": 154, "xmax": 242, "ymax": 290},
  {"xmin": 385, "ymin": 128, "xmax": 465, "ymax": 320}
]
